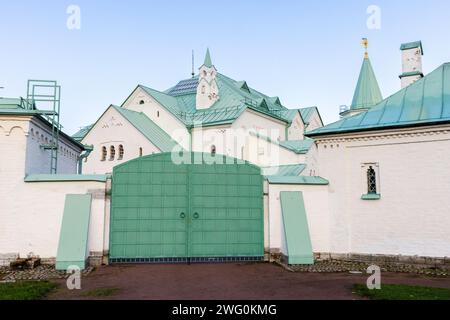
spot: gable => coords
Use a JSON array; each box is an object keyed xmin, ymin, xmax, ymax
[{"xmin": 82, "ymin": 105, "xmax": 180, "ymax": 153}]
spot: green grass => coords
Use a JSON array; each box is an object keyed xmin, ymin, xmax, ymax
[
  {"xmin": 81, "ymin": 287, "xmax": 120, "ymax": 297},
  {"xmin": 353, "ymin": 284, "xmax": 450, "ymax": 300},
  {"xmin": 0, "ymin": 281, "xmax": 57, "ymax": 300}
]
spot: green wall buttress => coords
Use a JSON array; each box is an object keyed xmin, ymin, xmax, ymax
[
  {"xmin": 56, "ymin": 194, "xmax": 92, "ymax": 270},
  {"xmin": 280, "ymin": 191, "xmax": 314, "ymax": 265}
]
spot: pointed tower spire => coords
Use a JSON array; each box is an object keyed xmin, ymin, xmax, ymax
[
  {"xmin": 203, "ymin": 48, "xmax": 213, "ymax": 68},
  {"xmin": 196, "ymin": 48, "xmax": 219, "ymax": 109},
  {"xmin": 350, "ymin": 38, "xmax": 382, "ymax": 110}
]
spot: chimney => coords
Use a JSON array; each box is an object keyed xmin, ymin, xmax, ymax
[{"xmin": 399, "ymin": 41, "xmax": 424, "ymax": 88}]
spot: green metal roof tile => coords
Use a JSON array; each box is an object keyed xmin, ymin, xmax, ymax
[
  {"xmin": 72, "ymin": 124, "xmax": 93, "ymax": 142},
  {"xmin": 351, "ymin": 57, "xmax": 383, "ymax": 110},
  {"xmin": 279, "ymin": 139, "xmax": 314, "ymax": 154},
  {"xmin": 262, "ymin": 164, "xmax": 306, "ymax": 176},
  {"xmin": 399, "ymin": 71, "xmax": 424, "ymax": 78},
  {"xmin": 111, "ymin": 105, "xmax": 181, "ymax": 152},
  {"xmin": 203, "ymin": 48, "xmax": 213, "ymax": 68},
  {"xmin": 249, "ymin": 131, "xmax": 313, "ymax": 154},
  {"xmin": 267, "ymin": 176, "xmax": 329, "ymax": 185},
  {"xmin": 306, "ymin": 63, "xmax": 450, "ymax": 137},
  {"xmin": 299, "ymin": 107, "xmax": 316, "ymax": 124}
]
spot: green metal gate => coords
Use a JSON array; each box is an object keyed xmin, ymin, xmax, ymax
[{"xmin": 109, "ymin": 153, "xmax": 264, "ymax": 263}]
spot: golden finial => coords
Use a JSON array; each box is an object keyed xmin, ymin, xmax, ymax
[{"xmin": 361, "ymin": 38, "xmax": 369, "ymax": 58}]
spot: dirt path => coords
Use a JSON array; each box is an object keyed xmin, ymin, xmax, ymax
[{"xmin": 47, "ymin": 262, "xmax": 450, "ymax": 300}]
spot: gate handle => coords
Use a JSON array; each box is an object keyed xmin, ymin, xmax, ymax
[
  {"xmin": 180, "ymin": 212, "xmax": 186, "ymax": 219},
  {"xmin": 193, "ymin": 212, "xmax": 199, "ymax": 219}
]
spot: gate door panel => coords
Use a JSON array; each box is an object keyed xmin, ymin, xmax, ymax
[
  {"xmin": 189, "ymin": 162, "xmax": 264, "ymax": 259},
  {"xmin": 110, "ymin": 153, "xmax": 189, "ymax": 261}
]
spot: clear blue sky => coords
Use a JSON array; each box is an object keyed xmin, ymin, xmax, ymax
[{"xmin": 1, "ymin": 0, "xmax": 450, "ymax": 134}]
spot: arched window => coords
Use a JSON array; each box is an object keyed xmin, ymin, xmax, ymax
[
  {"xmin": 211, "ymin": 145, "xmax": 216, "ymax": 156},
  {"xmin": 101, "ymin": 147, "xmax": 107, "ymax": 161},
  {"xmin": 109, "ymin": 146, "xmax": 115, "ymax": 161},
  {"xmin": 367, "ymin": 166, "xmax": 377, "ymax": 194},
  {"xmin": 139, "ymin": 100, "xmax": 145, "ymax": 105},
  {"xmin": 139, "ymin": 147, "xmax": 143, "ymax": 157},
  {"xmin": 118, "ymin": 145, "xmax": 124, "ymax": 160},
  {"xmin": 157, "ymin": 111, "xmax": 160, "ymax": 117}
]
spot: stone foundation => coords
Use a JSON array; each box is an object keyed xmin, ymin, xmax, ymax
[
  {"xmin": 0, "ymin": 253, "xmax": 19, "ymax": 267},
  {"xmin": 314, "ymin": 252, "xmax": 450, "ymax": 271}
]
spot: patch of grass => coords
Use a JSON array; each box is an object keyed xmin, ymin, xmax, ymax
[
  {"xmin": 0, "ymin": 281, "xmax": 57, "ymax": 300},
  {"xmin": 353, "ymin": 284, "xmax": 450, "ymax": 300},
  {"xmin": 81, "ymin": 287, "xmax": 120, "ymax": 297}
]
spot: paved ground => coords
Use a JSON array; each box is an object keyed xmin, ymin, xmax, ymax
[{"xmin": 47, "ymin": 262, "xmax": 450, "ymax": 300}]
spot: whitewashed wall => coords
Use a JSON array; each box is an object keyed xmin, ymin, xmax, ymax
[
  {"xmin": 122, "ymin": 87, "xmax": 190, "ymax": 150},
  {"xmin": 0, "ymin": 117, "xmax": 107, "ymax": 259},
  {"xmin": 26, "ymin": 118, "xmax": 81, "ymax": 175},
  {"xmin": 82, "ymin": 107, "xmax": 161, "ymax": 174},
  {"xmin": 267, "ymin": 183, "xmax": 330, "ymax": 256},
  {"xmin": 233, "ymin": 109, "xmax": 287, "ymax": 141},
  {"xmin": 287, "ymin": 112, "xmax": 305, "ymax": 140},
  {"xmin": 315, "ymin": 124, "xmax": 450, "ymax": 258}
]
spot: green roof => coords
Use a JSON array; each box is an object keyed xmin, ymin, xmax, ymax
[
  {"xmin": 25, "ymin": 174, "xmax": 108, "ymax": 182},
  {"xmin": 279, "ymin": 139, "xmax": 314, "ymax": 154},
  {"xmin": 267, "ymin": 176, "xmax": 329, "ymax": 185},
  {"xmin": 135, "ymin": 72, "xmax": 300, "ymax": 127},
  {"xmin": 299, "ymin": 107, "xmax": 317, "ymax": 124},
  {"xmin": 72, "ymin": 125, "xmax": 93, "ymax": 142},
  {"xmin": 203, "ymin": 48, "xmax": 213, "ymax": 68},
  {"xmin": 306, "ymin": 63, "xmax": 450, "ymax": 137},
  {"xmin": 111, "ymin": 105, "xmax": 181, "ymax": 152},
  {"xmin": 74, "ymin": 105, "xmax": 181, "ymax": 152},
  {"xmin": 0, "ymin": 97, "xmax": 85, "ymax": 149},
  {"xmin": 262, "ymin": 164, "xmax": 306, "ymax": 176},
  {"xmin": 350, "ymin": 57, "xmax": 383, "ymax": 110},
  {"xmin": 249, "ymin": 131, "xmax": 314, "ymax": 154},
  {"xmin": 400, "ymin": 41, "xmax": 423, "ymax": 54},
  {"xmin": 399, "ymin": 71, "xmax": 423, "ymax": 78}
]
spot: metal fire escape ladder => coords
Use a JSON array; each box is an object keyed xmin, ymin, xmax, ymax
[{"xmin": 26, "ymin": 80, "xmax": 62, "ymax": 174}]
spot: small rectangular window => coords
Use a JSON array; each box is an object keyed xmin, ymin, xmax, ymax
[{"xmin": 361, "ymin": 163, "xmax": 381, "ymax": 200}]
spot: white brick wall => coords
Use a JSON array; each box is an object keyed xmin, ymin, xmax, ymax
[
  {"xmin": 315, "ymin": 124, "xmax": 450, "ymax": 258},
  {"xmin": 0, "ymin": 116, "xmax": 107, "ymax": 259}
]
